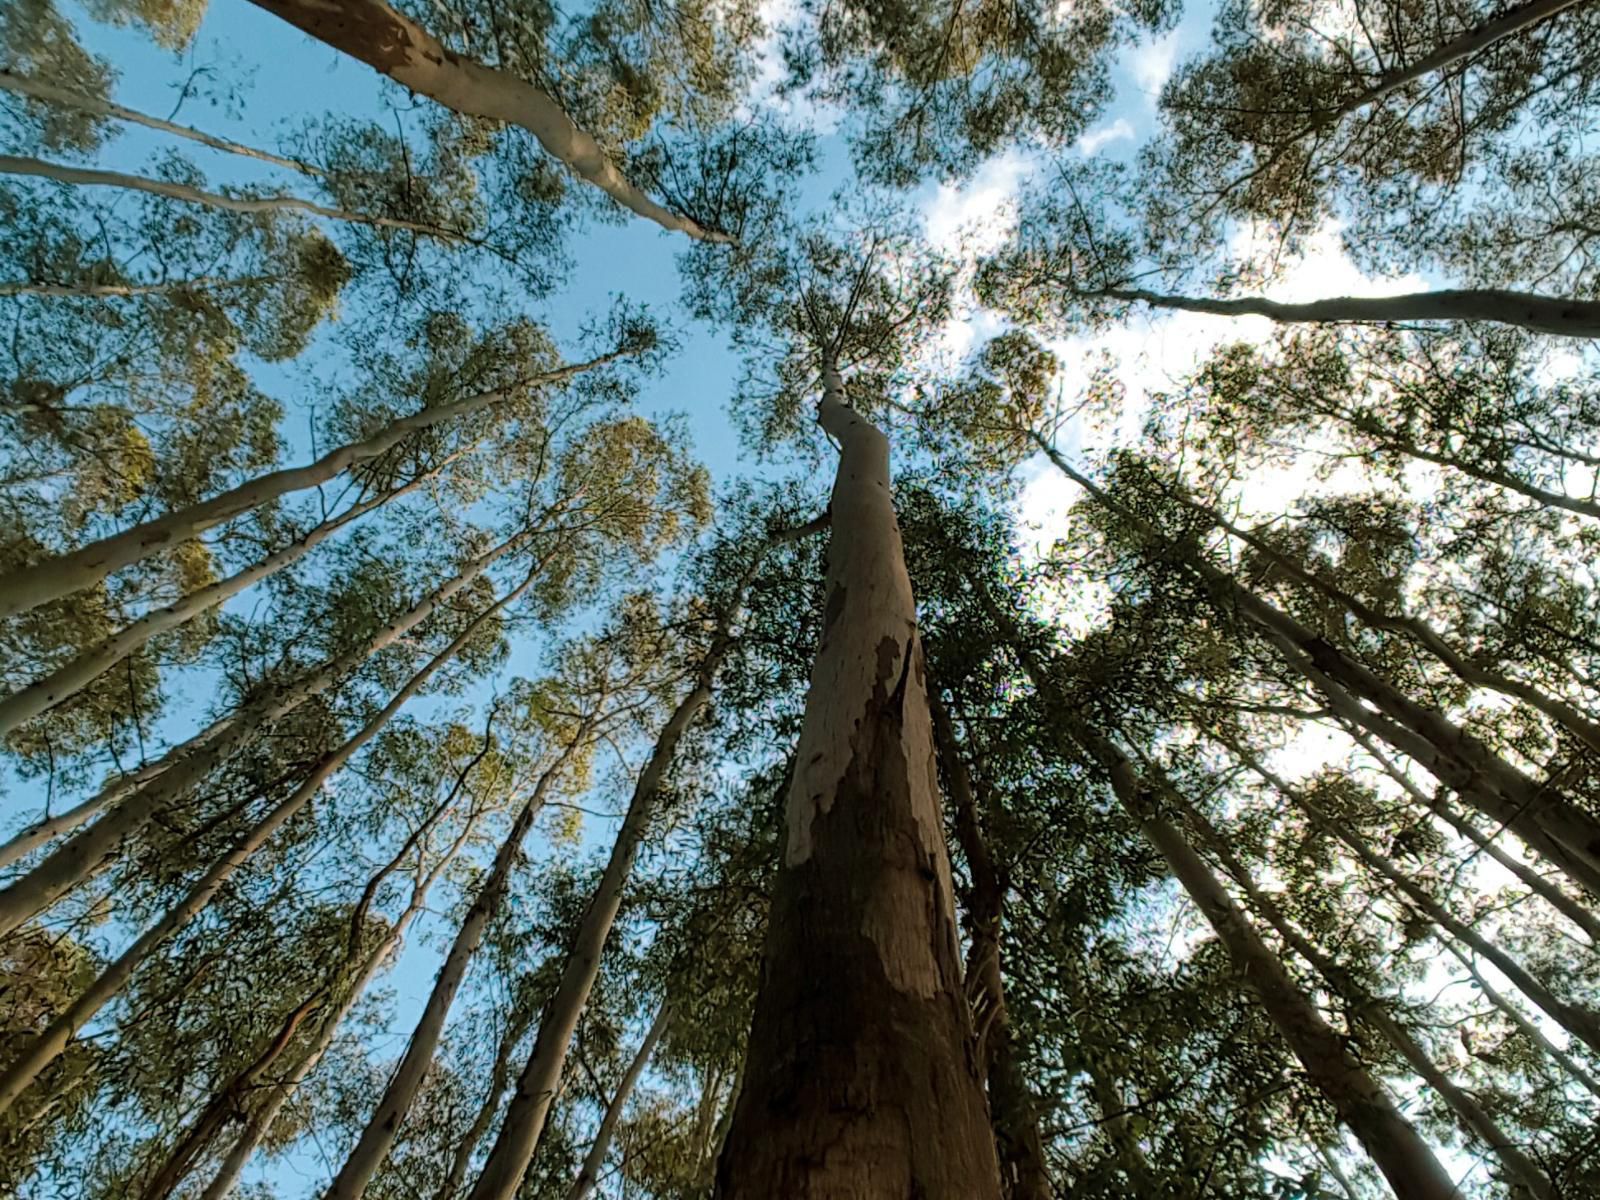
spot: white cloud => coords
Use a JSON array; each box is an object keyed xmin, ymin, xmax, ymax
[
  {"xmin": 921, "ymin": 148, "xmax": 1032, "ymax": 257},
  {"xmin": 1077, "ymin": 118, "xmax": 1135, "ymax": 157},
  {"xmin": 1127, "ymin": 30, "xmax": 1181, "ymax": 99}
]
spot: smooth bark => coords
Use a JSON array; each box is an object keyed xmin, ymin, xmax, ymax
[
  {"xmin": 0, "ymin": 554, "xmax": 546, "ymax": 1116},
  {"xmin": 0, "ymin": 347, "xmax": 625, "ymax": 619},
  {"xmin": 469, "ymin": 514, "xmax": 828, "ymax": 1200},
  {"xmin": 1096, "ymin": 285, "xmax": 1600, "ymax": 340},
  {"xmin": 324, "ymin": 735, "xmax": 591, "ymax": 1200},
  {"xmin": 0, "ymin": 528, "xmax": 532, "ymax": 940},
  {"xmin": 0, "ymin": 71, "xmax": 325, "ymax": 176},
  {"xmin": 714, "ymin": 366, "xmax": 1002, "ymax": 1199},
  {"xmin": 0, "ymin": 155, "xmax": 469, "ymax": 239},
  {"xmin": 0, "ymin": 455, "xmax": 462, "ymax": 737},
  {"xmin": 244, "ymin": 0, "xmax": 730, "ymax": 242},
  {"xmin": 565, "ymin": 1000, "xmax": 672, "ymax": 1200},
  {"xmin": 0, "ymin": 275, "xmax": 279, "ymax": 299}
]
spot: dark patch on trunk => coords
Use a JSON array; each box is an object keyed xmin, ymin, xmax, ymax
[
  {"xmin": 823, "ymin": 584, "xmax": 848, "ymax": 634},
  {"xmin": 716, "ymin": 636, "xmax": 1000, "ymax": 1199}
]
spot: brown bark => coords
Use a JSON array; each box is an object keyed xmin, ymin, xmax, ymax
[{"xmin": 714, "ymin": 365, "xmax": 1002, "ymax": 1199}]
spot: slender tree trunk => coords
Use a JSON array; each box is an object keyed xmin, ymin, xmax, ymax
[
  {"xmin": 0, "ymin": 453, "xmax": 465, "ymax": 737},
  {"xmin": 0, "ymin": 155, "xmax": 467, "ymax": 240},
  {"xmin": 0, "ymin": 529, "xmax": 533, "ymax": 939},
  {"xmin": 1308, "ymin": 0, "xmax": 1588, "ymax": 128},
  {"xmin": 324, "ymin": 732, "xmax": 593, "ymax": 1200},
  {"xmin": 1095, "ymin": 285, "xmax": 1600, "ymax": 340},
  {"xmin": 0, "ymin": 70, "xmax": 325, "ymax": 176},
  {"xmin": 1069, "ymin": 728, "xmax": 1458, "ymax": 1200},
  {"xmin": 1175, "ymin": 770, "xmax": 1554, "ymax": 1199},
  {"xmin": 1029, "ymin": 437, "xmax": 1600, "ymax": 896},
  {"xmin": 714, "ymin": 365, "xmax": 1001, "ymax": 1200},
  {"xmin": 1236, "ymin": 745, "xmax": 1600, "ymax": 1058},
  {"xmin": 1442, "ymin": 940, "xmax": 1600, "ymax": 1103},
  {"xmin": 0, "ymin": 275, "xmax": 280, "ymax": 299},
  {"xmin": 565, "ymin": 1000, "xmax": 672, "ymax": 1200},
  {"xmin": 468, "ymin": 515, "xmax": 827, "ymax": 1200},
  {"xmin": 0, "ymin": 347, "xmax": 629, "ymax": 619},
  {"xmin": 928, "ymin": 691, "xmax": 1053, "ymax": 1200},
  {"xmin": 0, "ymin": 554, "xmax": 546, "ymax": 1116},
  {"xmin": 243, "ymin": 0, "xmax": 730, "ymax": 242}
]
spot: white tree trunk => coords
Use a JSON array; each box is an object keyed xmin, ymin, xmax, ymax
[
  {"xmin": 0, "ymin": 529, "xmax": 532, "ymax": 939},
  {"xmin": 323, "ymin": 734, "xmax": 593, "ymax": 1200},
  {"xmin": 0, "ymin": 276, "xmax": 278, "ymax": 299},
  {"xmin": 0, "ymin": 348, "xmax": 624, "ymax": 619},
  {"xmin": 244, "ymin": 0, "xmax": 731, "ymax": 243},
  {"xmin": 0, "ymin": 453, "xmax": 464, "ymax": 737},
  {"xmin": 565, "ymin": 1000, "xmax": 672, "ymax": 1200},
  {"xmin": 0, "ymin": 552, "xmax": 548, "ymax": 1116},
  {"xmin": 0, "ymin": 70, "xmax": 324, "ymax": 176}
]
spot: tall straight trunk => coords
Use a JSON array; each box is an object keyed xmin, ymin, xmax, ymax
[
  {"xmin": 139, "ymin": 740, "xmax": 492, "ymax": 1200},
  {"xmin": 714, "ymin": 365, "xmax": 1001, "ymax": 1200},
  {"xmin": 1094, "ymin": 285, "xmax": 1600, "ymax": 341},
  {"xmin": 0, "ymin": 554, "xmax": 546, "ymax": 1116},
  {"xmin": 469, "ymin": 515, "xmax": 828, "ymax": 1200},
  {"xmin": 0, "ymin": 453, "xmax": 465, "ymax": 737},
  {"xmin": 1065, "ymin": 726, "xmax": 1457, "ymax": 1200},
  {"xmin": 0, "ymin": 347, "xmax": 628, "ymax": 619},
  {"xmin": 1442, "ymin": 940, "xmax": 1600, "ymax": 1103},
  {"xmin": 0, "ymin": 155, "xmax": 467, "ymax": 240},
  {"xmin": 243, "ymin": 0, "xmax": 730, "ymax": 243},
  {"xmin": 433, "ymin": 1008, "xmax": 536, "ymax": 1200},
  {"xmin": 0, "ymin": 71, "xmax": 325, "ymax": 176},
  {"xmin": 1235, "ymin": 745, "xmax": 1600, "ymax": 1058},
  {"xmin": 565, "ymin": 1000, "xmax": 672, "ymax": 1200},
  {"xmin": 927, "ymin": 691, "xmax": 1053, "ymax": 1200},
  {"xmin": 0, "ymin": 528, "xmax": 533, "ymax": 940},
  {"xmin": 1175, "ymin": 769, "xmax": 1554, "ymax": 1199},
  {"xmin": 324, "ymin": 731, "xmax": 594, "ymax": 1200},
  {"xmin": 1030, "ymin": 437, "xmax": 1600, "ymax": 896}
]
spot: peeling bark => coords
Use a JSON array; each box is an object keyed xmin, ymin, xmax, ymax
[
  {"xmin": 715, "ymin": 366, "xmax": 1001, "ymax": 1199},
  {"xmin": 244, "ymin": 0, "xmax": 731, "ymax": 242}
]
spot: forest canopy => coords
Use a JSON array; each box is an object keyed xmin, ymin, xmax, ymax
[{"xmin": 1, "ymin": 0, "xmax": 1598, "ymax": 1198}]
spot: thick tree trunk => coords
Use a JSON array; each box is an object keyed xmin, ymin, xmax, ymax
[
  {"xmin": 0, "ymin": 555, "xmax": 546, "ymax": 1116},
  {"xmin": 928, "ymin": 692, "xmax": 1053, "ymax": 1200},
  {"xmin": 324, "ymin": 735, "xmax": 592, "ymax": 1200},
  {"xmin": 566, "ymin": 1000, "xmax": 672, "ymax": 1200},
  {"xmin": 714, "ymin": 366, "xmax": 1002, "ymax": 1200},
  {"xmin": 465, "ymin": 515, "xmax": 825, "ymax": 1200},
  {"xmin": 0, "ymin": 155, "xmax": 468, "ymax": 239},
  {"xmin": 243, "ymin": 0, "xmax": 730, "ymax": 242},
  {"xmin": 1242, "ymin": 748, "xmax": 1600, "ymax": 1058},
  {"xmin": 0, "ymin": 453, "xmax": 465, "ymax": 737},
  {"xmin": 1069, "ymin": 728, "xmax": 1458, "ymax": 1200},
  {"xmin": 0, "ymin": 529, "xmax": 532, "ymax": 939},
  {"xmin": 0, "ymin": 348, "xmax": 627, "ymax": 619},
  {"xmin": 1176, "ymin": 773, "xmax": 1554, "ymax": 1199},
  {"xmin": 1097, "ymin": 285, "xmax": 1600, "ymax": 339},
  {"xmin": 0, "ymin": 70, "xmax": 325, "ymax": 176}
]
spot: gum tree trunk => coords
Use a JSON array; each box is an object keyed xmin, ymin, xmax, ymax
[
  {"xmin": 714, "ymin": 365, "xmax": 1002, "ymax": 1200},
  {"xmin": 566, "ymin": 1000, "xmax": 673, "ymax": 1200}
]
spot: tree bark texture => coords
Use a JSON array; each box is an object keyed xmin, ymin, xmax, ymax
[
  {"xmin": 714, "ymin": 366, "xmax": 1002, "ymax": 1200},
  {"xmin": 243, "ymin": 0, "xmax": 730, "ymax": 242}
]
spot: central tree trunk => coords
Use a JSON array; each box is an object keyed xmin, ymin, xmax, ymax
[{"xmin": 714, "ymin": 366, "xmax": 1001, "ymax": 1199}]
